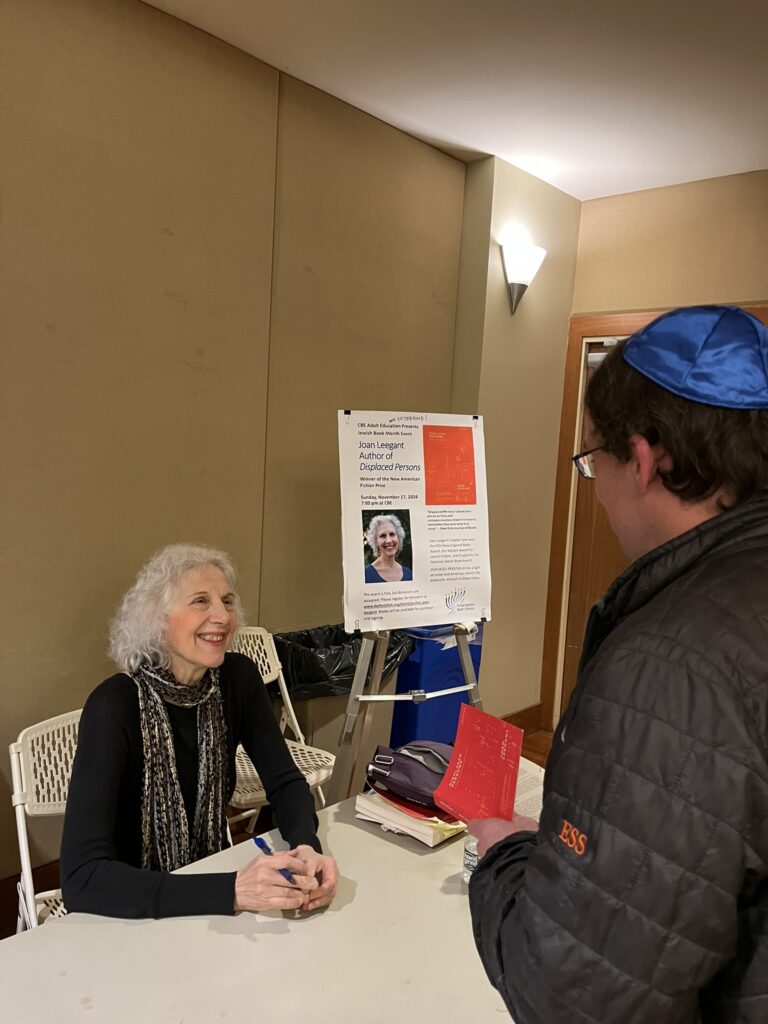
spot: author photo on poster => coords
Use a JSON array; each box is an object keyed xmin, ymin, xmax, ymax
[{"xmin": 363, "ymin": 511, "xmax": 413, "ymax": 583}]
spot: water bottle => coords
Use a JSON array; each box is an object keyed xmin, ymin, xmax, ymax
[{"xmin": 462, "ymin": 833, "xmax": 479, "ymax": 884}]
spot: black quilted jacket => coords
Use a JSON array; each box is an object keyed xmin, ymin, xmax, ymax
[{"xmin": 470, "ymin": 498, "xmax": 768, "ymax": 1023}]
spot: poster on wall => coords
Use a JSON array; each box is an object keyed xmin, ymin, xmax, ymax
[{"xmin": 338, "ymin": 410, "xmax": 492, "ymax": 633}]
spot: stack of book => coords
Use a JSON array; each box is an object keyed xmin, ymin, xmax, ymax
[
  {"xmin": 355, "ymin": 705, "xmax": 547, "ymax": 846},
  {"xmin": 355, "ymin": 785, "xmax": 466, "ymax": 847}
]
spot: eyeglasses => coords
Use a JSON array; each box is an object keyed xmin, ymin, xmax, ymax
[{"xmin": 572, "ymin": 444, "xmax": 606, "ymax": 480}]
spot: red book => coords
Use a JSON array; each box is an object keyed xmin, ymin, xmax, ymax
[
  {"xmin": 434, "ymin": 704, "xmax": 524, "ymax": 822},
  {"xmin": 371, "ymin": 785, "xmax": 460, "ymax": 824}
]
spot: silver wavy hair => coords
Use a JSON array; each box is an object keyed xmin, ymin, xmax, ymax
[
  {"xmin": 108, "ymin": 543, "xmax": 244, "ymax": 673},
  {"xmin": 365, "ymin": 514, "xmax": 405, "ymax": 557}
]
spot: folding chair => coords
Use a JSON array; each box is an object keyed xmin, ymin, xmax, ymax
[
  {"xmin": 9, "ymin": 709, "xmax": 82, "ymax": 931},
  {"xmin": 229, "ymin": 627, "xmax": 335, "ymax": 830}
]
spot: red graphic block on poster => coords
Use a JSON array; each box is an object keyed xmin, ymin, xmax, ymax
[
  {"xmin": 434, "ymin": 705, "xmax": 523, "ymax": 822},
  {"xmin": 423, "ymin": 425, "xmax": 477, "ymax": 505}
]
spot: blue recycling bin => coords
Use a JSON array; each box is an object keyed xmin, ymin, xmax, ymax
[{"xmin": 389, "ymin": 624, "xmax": 482, "ymax": 747}]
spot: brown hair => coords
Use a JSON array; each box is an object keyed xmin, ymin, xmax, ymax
[{"xmin": 585, "ymin": 341, "xmax": 768, "ymax": 509}]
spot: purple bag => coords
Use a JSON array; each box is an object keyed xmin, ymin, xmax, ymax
[{"xmin": 365, "ymin": 740, "xmax": 454, "ymax": 811}]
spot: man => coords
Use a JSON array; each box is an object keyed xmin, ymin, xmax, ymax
[{"xmin": 469, "ymin": 306, "xmax": 768, "ymax": 1023}]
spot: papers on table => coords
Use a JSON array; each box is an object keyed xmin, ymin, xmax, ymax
[
  {"xmin": 355, "ymin": 787, "xmax": 467, "ymax": 847},
  {"xmin": 515, "ymin": 757, "xmax": 545, "ymax": 822},
  {"xmin": 355, "ymin": 755, "xmax": 545, "ymax": 846}
]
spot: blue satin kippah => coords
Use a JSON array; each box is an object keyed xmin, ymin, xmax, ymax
[{"xmin": 622, "ymin": 306, "xmax": 768, "ymax": 409}]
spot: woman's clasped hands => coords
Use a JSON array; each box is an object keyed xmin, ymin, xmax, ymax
[
  {"xmin": 234, "ymin": 846, "xmax": 339, "ymax": 913},
  {"xmin": 292, "ymin": 844, "xmax": 339, "ymax": 911}
]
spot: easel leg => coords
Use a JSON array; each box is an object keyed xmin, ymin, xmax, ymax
[
  {"xmin": 329, "ymin": 626, "xmax": 481, "ymax": 805},
  {"xmin": 455, "ymin": 627, "xmax": 483, "ymax": 710},
  {"xmin": 353, "ymin": 633, "xmax": 389, "ymax": 787},
  {"xmin": 327, "ymin": 634, "xmax": 379, "ymax": 804}
]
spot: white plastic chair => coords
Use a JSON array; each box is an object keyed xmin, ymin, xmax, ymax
[
  {"xmin": 9, "ymin": 709, "xmax": 82, "ymax": 931},
  {"xmin": 229, "ymin": 627, "xmax": 335, "ymax": 830}
]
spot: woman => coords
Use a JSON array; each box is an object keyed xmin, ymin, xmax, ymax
[
  {"xmin": 61, "ymin": 543, "xmax": 338, "ymax": 919},
  {"xmin": 364, "ymin": 514, "xmax": 412, "ymax": 583}
]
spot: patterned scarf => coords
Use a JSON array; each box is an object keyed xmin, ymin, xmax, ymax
[{"xmin": 132, "ymin": 664, "xmax": 228, "ymax": 872}]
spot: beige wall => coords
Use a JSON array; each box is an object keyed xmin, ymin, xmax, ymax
[
  {"xmin": 451, "ymin": 159, "xmax": 495, "ymax": 414},
  {"xmin": 259, "ymin": 77, "xmax": 464, "ymax": 630},
  {"xmin": 453, "ymin": 158, "xmax": 582, "ymax": 717},
  {"xmin": 0, "ymin": 0, "xmax": 464, "ymax": 878},
  {"xmin": 574, "ymin": 171, "xmax": 768, "ymax": 313},
  {"xmin": 1, "ymin": 0, "xmax": 277, "ymax": 878}
]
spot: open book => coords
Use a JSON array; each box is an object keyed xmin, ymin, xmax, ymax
[{"xmin": 355, "ymin": 756, "xmax": 546, "ymax": 846}]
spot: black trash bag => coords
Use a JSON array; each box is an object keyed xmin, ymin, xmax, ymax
[{"xmin": 274, "ymin": 625, "xmax": 414, "ymax": 700}]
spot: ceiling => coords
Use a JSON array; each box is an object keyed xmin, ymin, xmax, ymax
[{"xmin": 143, "ymin": 0, "xmax": 768, "ymax": 200}]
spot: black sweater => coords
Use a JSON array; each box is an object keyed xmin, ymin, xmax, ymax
[{"xmin": 60, "ymin": 652, "xmax": 320, "ymax": 919}]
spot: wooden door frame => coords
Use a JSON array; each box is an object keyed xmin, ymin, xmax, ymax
[{"xmin": 539, "ymin": 305, "xmax": 768, "ymax": 730}]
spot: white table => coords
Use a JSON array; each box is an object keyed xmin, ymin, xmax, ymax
[{"xmin": 0, "ymin": 800, "xmax": 509, "ymax": 1022}]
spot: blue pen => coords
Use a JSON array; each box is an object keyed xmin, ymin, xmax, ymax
[{"xmin": 253, "ymin": 835, "xmax": 297, "ymax": 885}]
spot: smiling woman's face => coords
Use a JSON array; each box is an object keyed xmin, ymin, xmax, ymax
[
  {"xmin": 164, "ymin": 565, "xmax": 237, "ymax": 684},
  {"xmin": 376, "ymin": 521, "xmax": 400, "ymax": 558}
]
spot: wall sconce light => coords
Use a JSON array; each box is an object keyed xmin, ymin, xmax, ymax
[{"xmin": 499, "ymin": 227, "xmax": 547, "ymax": 314}]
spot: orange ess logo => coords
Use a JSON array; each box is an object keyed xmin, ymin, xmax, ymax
[{"xmin": 558, "ymin": 818, "xmax": 588, "ymax": 856}]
